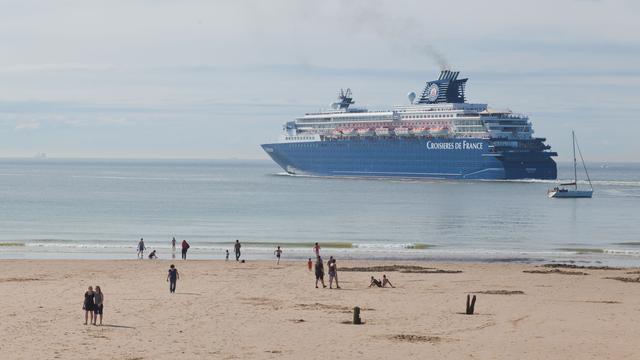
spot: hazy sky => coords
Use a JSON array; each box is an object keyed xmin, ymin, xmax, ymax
[{"xmin": 0, "ymin": 0, "xmax": 638, "ymax": 162}]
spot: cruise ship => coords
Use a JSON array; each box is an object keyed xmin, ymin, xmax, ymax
[{"xmin": 261, "ymin": 70, "xmax": 557, "ymax": 180}]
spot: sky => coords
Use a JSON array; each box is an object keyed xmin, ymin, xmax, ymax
[{"xmin": 0, "ymin": 0, "xmax": 639, "ymax": 162}]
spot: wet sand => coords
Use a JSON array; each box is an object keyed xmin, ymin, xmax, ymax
[{"xmin": 1, "ymin": 259, "xmax": 639, "ymax": 359}]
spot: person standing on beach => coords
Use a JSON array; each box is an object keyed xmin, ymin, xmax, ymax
[
  {"xmin": 274, "ymin": 246, "xmax": 283, "ymax": 265},
  {"xmin": 83, "ymin": 286, "xmax": 95, "ymax": 325},
  {"xmin": 137, "ymin": 238, "xmax": 146, "ymax": 259},
  {"xmin": 181, "ymin": 239, "xmax": 190, "ymax": 260},
  {"xmin": 225, "ymin": 249, "xmax": 229, "ymax": 261},
  {"xmin": 234, "ymin": 239, "xmax": 241, "ymax": 261},
  {"xmin": 328, "ymin": 256, "xmax": 340, "ymax": 289},
  {"xmin": 307, "ymin": 258, "xmax": 312, "ymax": 271},
  {"xmin": 93, "ymin": 286, "xmax": 104, "ymax": 326},
  {"xmin": 167, "ymin": 264, "xmax": 179, "ymax": 293},
  {"xmin": 315, "ymin": 256, "xmax": 326, "ymax": 288},
  {"xmin": 313, "ymin": 242, "xmax": 321, "ymax": 257},
  {"xmin": 171, "ymin": 237, "xmax": 176, "ymax": 252}
]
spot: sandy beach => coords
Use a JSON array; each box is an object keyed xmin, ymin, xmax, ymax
[{"xmin": 1, "ymin": 259, "xmax": 639, "ymax": 359}]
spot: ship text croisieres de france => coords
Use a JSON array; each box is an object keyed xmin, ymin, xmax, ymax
[{"xmin": 261, "ymin": 70, "xmax": 557, "ymax": 180}]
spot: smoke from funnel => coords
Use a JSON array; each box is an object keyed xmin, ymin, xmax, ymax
[{"xmin": 339, "ymin": 1, "xmax": 452, "ymax": 70}]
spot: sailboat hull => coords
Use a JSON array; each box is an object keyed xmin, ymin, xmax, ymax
[{"xmin": 547, "ymin": 189, "xmax": 593, "ymax": 198}]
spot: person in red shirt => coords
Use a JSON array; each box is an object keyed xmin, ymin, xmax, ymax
[{"xmin": 307, "ymin": 258, "xmax": 313, "ymax": 271}]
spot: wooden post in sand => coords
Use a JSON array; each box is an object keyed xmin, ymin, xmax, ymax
[
  {"xmin": 353, "ymin": 306, "xmax": 362, "ymax": 324},
  {"xmin": 466, "ymin": 295, "xmax": 477, "ymax": 315}
]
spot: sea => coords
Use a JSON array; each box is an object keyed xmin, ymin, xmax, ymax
[{"xmin": 1, "ymin": 159, "xmax": 639, "ymax": 266}]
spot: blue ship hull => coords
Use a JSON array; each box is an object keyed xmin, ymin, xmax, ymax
[{"xmin": 261, "ymin": 138, "xmax": 557, "ymax": 180}]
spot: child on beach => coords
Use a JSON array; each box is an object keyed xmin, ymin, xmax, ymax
[
  {"xmin": 93, "ymin": 286, "xmax": 104, "ymax": 326},
  {"xmin": 307, "ymin": 258, "xmax": 312, "ymax": 271},
  {"xmin": 167, "ymin": 264, "xmax": 179, "ymax": 293},
  {"xmin": 148, "ymin": 250, "xmax": 158, "ymax": 259},
  {"xmin": 225, "ymin": 249, "xmax": 229, "ymax": 261},
  {"xmin": 83, "ymin": 286, "xmax": 95, "ymax": 325},
  {"xmin": 274, "ymin": 246, "xmax": 283, "ymax": 265}
]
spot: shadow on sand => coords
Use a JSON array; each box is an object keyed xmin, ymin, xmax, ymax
[{"xmin": 101, "ymin": 324, "xmax": 136, "ymax": 329}]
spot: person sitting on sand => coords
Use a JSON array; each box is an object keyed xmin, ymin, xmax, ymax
[
  {"xmin": 93, "ymin": 285, "xmax": 104, "ymax": 326},
  {"xmin": 83, "ymin": 286, "xmax": 95, "ymax": 325},
  {"xmin": 369, "ymin": 276, "xmax": 382, "ymax": 288},
  {"xmin": 167, "ymin": 264, "xmax": 179, "ymax": 293},
  {"xmin": 382, "ymin": 274, "xmax": 395, "ymax": 288},
  {"xmin": 315, "ymin": 256, "xmax": 326, "ymax": 288},
  {"xmin": 148, "ymin": 250, "xmax": 158, "ymax": 259}
]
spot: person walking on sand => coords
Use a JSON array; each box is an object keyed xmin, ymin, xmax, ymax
[
  {"xmin": 315, "ymin": 256, "xmax": 326, "ymax": 288},
  {"xmin": 171, "ymin": 237, "xmax": 176, "ymax": 252},
  {"xmin": 382, "ymin": 274, "xmax": 395, "ymax": 288},
  {"xmin": 307, "ymin": 258, "xmax": 313, "ymax": 271},
  {"xmin": 181, "ymin": 239, "xmax": 190, "ymax": 260},
  {"xmin": 83, "ymin": 286, "xmax": 95, "ymax": 325},
  {"xmin": 234, "ymin": 239, "xmax": 241, "ymax": 261},
  {"xmin": 167, "ymin": 264, "xmax": 179, "ymax": 293},
  {"xmin": 274, "ymin": 246, "xmax": 283, "ymax": 265},
  {"xmin": 328, "ymin": 256, "xmax": 340, "ymax": 289},
  {"xmin": 137, "ymin": 238, "xmax": 146, "ymax": 259},
  {"xmin": 313, "ymin": 242, "xmax": 321, "ymax": 256},
  {"xmin": 225, "ymin": 249, "xmax": 229, "ymax": 261},
  {"xmin": 93, "ymin": 286, "xmax": 104, "ymax": 326}
]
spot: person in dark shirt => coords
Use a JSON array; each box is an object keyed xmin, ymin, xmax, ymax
[
  {"xmin": 181, "ymin": 240, "xmax": 190, "ymax": 260},
  {"xmin": 148, "ymin": 250, "xmax": 158, "ymax": 259},
  {"xmin": 234, "ymin": 240, "xmax": 241, "ymax": 261},
  {"xmin": 315, "ymin": 256, "xmax": 326, "ymax": 288},
  {"xmin": 93, "ymin": 286, "xmax": 104, "ymax": 326},
  {"xmin": 83, "ymin": 286, "xmax": 95, "ymax": 325},
  {"xmin": 167, "ymin": 264, "xmax": 179, "ymax": 293},
  {"xmin": 274, "ymin": 246, "xmax": 283, "ymax": 265}
]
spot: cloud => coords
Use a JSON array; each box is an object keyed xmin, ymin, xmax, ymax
[{"xmin": 14, "ymin": 120, "xmax": 40, "ymax": 131}]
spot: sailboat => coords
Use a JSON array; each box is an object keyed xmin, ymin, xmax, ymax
[{"xmin": 548, "ymin": 131, "xmax": 593, "ymax": 198}]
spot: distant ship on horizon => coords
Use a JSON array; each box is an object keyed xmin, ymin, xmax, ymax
[{"xmin": 261, "ymin": 70, "xmax": 557, "ymax": 180}]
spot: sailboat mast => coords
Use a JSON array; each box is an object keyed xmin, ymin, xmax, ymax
[{"xmin": 572, "ymin": 131, "xmax": 577, "ymax": 190}]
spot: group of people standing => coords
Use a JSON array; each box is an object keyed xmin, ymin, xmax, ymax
[
  {"xmin": 311, "ymin": 243, "xmax": 340, "ymax": 289},
  {"xmin": 82, "ymin": 286, "xmax": 104, "ymax": 326},
  {"xmin": 137, "ymin": 237, "xmax": 190, "ymax": 260}
]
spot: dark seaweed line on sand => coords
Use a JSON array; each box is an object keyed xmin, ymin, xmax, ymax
[{"xmin": 339, "ymin": 265, "xmax": 461, "ymax": 274}]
